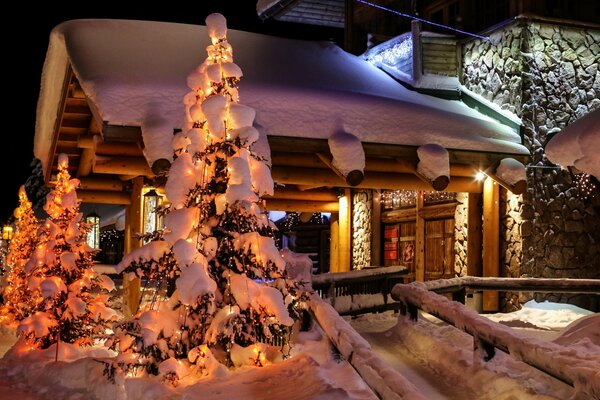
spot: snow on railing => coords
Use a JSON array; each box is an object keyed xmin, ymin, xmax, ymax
[
  {"xmin": 391, "ymin": 279, "xmax": 600, "ymax": 399},
  {"xmin": 312, "ymin": 266, "xmax": 410, "ymax": 315},
  {"xmin": 309, "ymin": 295, "xmax": 426, "ymax": 400}
]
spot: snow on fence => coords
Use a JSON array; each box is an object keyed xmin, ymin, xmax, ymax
[
  {"xmin": 309, "ymin": 295, "xmax": 426, "ymax": 400},
  {"xmin": 312, "ymin": 266, "xmax": 410, "ymax": 315},
  {"xmin": 391, "ymin": 278, "xmax": 600, "ymax": 399}
]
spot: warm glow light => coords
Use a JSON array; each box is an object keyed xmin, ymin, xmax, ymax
[
  {"xmin": 1, "ymin": 225, "xmax": 13, "ymax": 240},
  {"xmin": 475, "ymin": 171, "xmax": 486, "ymax": 181}
]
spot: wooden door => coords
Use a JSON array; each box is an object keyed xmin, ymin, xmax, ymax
[{"xmin": 424, "ymin": 218, "xmax": 454, "ymax": 280}]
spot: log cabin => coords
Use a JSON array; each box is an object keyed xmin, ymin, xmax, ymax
[{"xmin": 33, "ymin": 19, "xmax": 531, "ymax": 313}]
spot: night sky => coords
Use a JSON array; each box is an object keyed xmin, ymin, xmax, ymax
[{"xmin": 1, "ymin": 2, "xmax": 342, "ymax": 223}]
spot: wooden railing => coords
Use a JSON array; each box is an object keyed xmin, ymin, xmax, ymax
[
  {"xmin": 309, "ymin": 295, "xmax": 426, "ymax": 400},
  {"xmin": 391, "ymin": 277, "xmax": 600, "ymax": 399},
  {"xmin": 312, "ymin": 266, "xmax": 410, "ymax": 315}
]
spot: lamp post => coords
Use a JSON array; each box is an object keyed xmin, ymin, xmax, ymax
[
  {"xmin": 2, "ymin": 225, "xmax": 13, "ymax": 241},
  {"xmin": 143, "ymin": 188, "xmax": 163, "ymax": 236},
  {"xmin": 85, "ymin": 212, "xmax": 100, "ymax": 249}
]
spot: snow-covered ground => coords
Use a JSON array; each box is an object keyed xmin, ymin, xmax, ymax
[
  {"xmin": 1, "ymin": 300, "xmax": 598, "ymax": 399},
  {"xmin": 0, "ymin": 320, "xmax": 376, "ymax": 400},
  {"xmin": 347, "ymin": 300, "xmax": 599, "ymax": 400}
]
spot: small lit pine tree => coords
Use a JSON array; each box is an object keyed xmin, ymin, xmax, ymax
[
  {"xmin": 0, "ymin": 186, "xmax": 40, "ymax": 323},
  {"xmin": 17, "ymin": 154, "xmax": 118, "ymax": 348},
  {"xmin": 110, "ymin": 13, "xmax": 309, "ymax": 383}
]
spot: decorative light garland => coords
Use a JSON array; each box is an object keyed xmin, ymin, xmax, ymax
[
  {"xmin": 355, "ymin": 0, "xmax": 491, "ymax": 41},
  {"xmin": 574, "ymin": 173, "xmax": 597, "ymax": 200}
]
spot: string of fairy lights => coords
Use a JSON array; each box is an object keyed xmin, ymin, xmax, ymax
[{"xmin": 382, "ymin": 190, "xmax": 457, "ymax": 209}]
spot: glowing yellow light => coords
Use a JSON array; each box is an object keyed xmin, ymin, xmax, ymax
[{"xmin": 475, "ymin": 171, "xmax": 486, "ymax": 181}]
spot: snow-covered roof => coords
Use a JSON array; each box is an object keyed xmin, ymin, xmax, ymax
[
  {"xmin": 35, "ymin": 19, "xmax": 528, "ymax": 175},
  {"xmin": 545, "ymin": 108, "xmax": 600, "ymax": 179}
]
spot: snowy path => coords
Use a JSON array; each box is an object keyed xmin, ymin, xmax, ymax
[
  {"xmin": 348, "ymin": 311, "xmax": 578, "ymax": 400},
  {"xmin": 364, "ymin": 333, "xmax": 460, "ymax": 400},
  {"xmin": 348, "ymin": 313, "xmax": 470, "ymax": 400}
]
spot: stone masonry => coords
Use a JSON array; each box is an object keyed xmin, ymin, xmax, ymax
[
  {"xmin": 463, "ymin": 17, "xmax": 600, "ymax": 308},
  {"xmin": 352, "ymin": 190, "xmax": 372, "ymax": 270},
  {"xmin": 454, "ymin": 192, "xmax": 468, "ymax": 277}
]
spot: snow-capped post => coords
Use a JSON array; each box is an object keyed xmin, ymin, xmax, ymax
[
  {"xmin": 486, "ymin": 158, "xmax": 527, "ymax": 195},
  {"xmin": 16, "ymin": 154, "xmax": 118, "ymax": 349},
  {"xmin": 416, "ymin": 144, "xmax": 450, "ymax": 191},
  {"xmin": 109, "ymin": 13, "xmax": 309, "ymax": 383},
  {"xmin": 0, "ymin": 186, "xmax": 40, "ymax": 323},
  {"xmin": 327, "ymin": 131, "xmax": 365, "ymax": 186}
]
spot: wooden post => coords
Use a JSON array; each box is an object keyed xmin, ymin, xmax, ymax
[
  {"xmin": 338, "ymin": 189, "xmax": 352, "ymax": 272},
  {"xmin": 330, "ymin": 213, "xmax": 340, "ymax": 273},
  {"xmin": 415, "ymin": 191, "xmax": 425, "ymax": 281},
  {"xmin": 467, "ymin": 193, "xmax": 483, "ymax": 277},
  {"xmin": 483, "ymin": 177, "xmax": 500, "ymax": 311},
  {"xmin": 123, "ymin": 176, "xmax": 143, "ymax": 316},
  {"xmin": 371, "ymin": 190, "xmax": 382, "ymax": 266}
]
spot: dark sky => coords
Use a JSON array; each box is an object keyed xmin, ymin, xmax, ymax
[{"xmin": 0, "ymin": 2, "xmax": 342, "ymax": 223}]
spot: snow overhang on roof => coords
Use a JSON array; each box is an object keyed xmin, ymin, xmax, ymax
[
  {"xmin": 545, "ymin": 108, "xmax": 600, "ymax": 179},
  {"xmin": 34, "ymin": 19, "xmax": 528, "ymax": 178}
]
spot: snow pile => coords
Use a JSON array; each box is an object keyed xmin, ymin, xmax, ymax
[
  {"xmin": 416, "ymin": 144, "xmax": 449, "ymax": 181},
  {"xmin": 328, "ymin": 131, "xmax": 365, "ymax": 177},
  {"xmin": 495, "ymin": 158, "xmax": 527, "ymax": 185},
  {"xmin": 0, "ymin": 323, "xmax": 377, "ymax": 400},
  {"xmin": 554, "ymin": 313, "xmax": 600, "ymax": 351},
  {"xmin": 141, "ymin": 114, "xmax": 174, "ymax": 167},
  {"xmin": 546, "ymin": 108, "xmax": 600, "ymax": 178},
  {"xmin": 280, "ymin": 248, "xmax": 312, "ymax": 290},
  {"xmin": 486, "ymin": 300, "xmax": 593, "ymax": 330}
]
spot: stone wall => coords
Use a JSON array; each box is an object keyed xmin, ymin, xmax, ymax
[
  {"xmin": 454, "ymin": 193, "xmax": 468, "ymax": 277},
  {"xmin": 462, "ymin": 18, "xmax": 600, "ymax": 306},
  {"xmin": 352, "ymin": 190, "xmax": 372, "ymax": 270}
]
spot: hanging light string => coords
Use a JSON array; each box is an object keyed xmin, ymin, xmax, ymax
[{"xmin": 355, "ymin": 0, "xmax": 490, "ymax": 41}]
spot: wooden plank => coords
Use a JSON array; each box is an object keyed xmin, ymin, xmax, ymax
[
  {"xmin": 418, "ymin": 202, "xmax": 456, "ymax": 219},
  {"xmin": 78, "ymin": 148, "xmax": 94, "ymax": 177},
  {"xmin": 382, "ymin": 207, "xmax": 417, "ymax": 223},
  {"xmin": 93, "ymin": 155, "xmax": 153, "ymax": 177},
  {"xmin": 59, "ymin": 126, "xmax": 88, "ymax": 136},
  {"xmin": 264, "ymin": 199, "xmax": 339, "ymax": 212},
  {"xmin": 272, "ymin": 167, "xmax": 482, "ymax": 192},
  {"xmin": 79, "ymin": 177, "xmax": 125, "ymax": 191},
  {"xmin": 268, "ymin": 187, "xmax": 338, "ymax": 201},
  {"xmin": 271, "ymin": 152, "xmax": 328, "ymax": 168},
  {"xmin": 96, "ymin": 141, "xmax": 143, "ymax": 157},
  {"xmin": 371, "ymin": 190, "xmax": 382, "ymax": 267},
  {"xmin": 338, "ymin": 189, "xmax": 351, "ymax": 272},
  {"xmin": 102, "ymin": 124, "xmax": 143, "ymax": 143},
  {"xmin": 124, "ymin": 177, "xmax": 144, "ymax": 316},
  {"xmin": 422, "ymin": 51, "xmax": 457, "ymax": 61},
  {"xmin": 268, "ymin": 136, "xmax": 529, "ymax": 167},
  {"xmin": 330, "ymin": 213, "xmax": 340, "ymax": 272},
  {"xmin": 46, "ymin": 66, "xmax": 73, "ymax": 183},
  {"xmin": 482, "ymin": 177, "xmax": 500, "ymax": 311},
  {"xmin": 422, "ymin": 43, "xmax": 457, "ymax": 53},
  {"xmin": 78, "ymin": 190, "xmax": 131, "ymax": 205},
  {"xmin": 415, "ymin": 192, "xmax": 425, "ymax": 281},
  {"xmin": 467, "ymin": 193, "xmax": 483, "ymax": 277}
]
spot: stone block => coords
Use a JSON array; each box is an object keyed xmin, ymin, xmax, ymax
[
  {"xmin": 562, "ymin": 48, "xmax": 577, "ymax": 61},
  {"xmin": 564, "ymin": 220, "xmax": 584, "ymax": 232},
  {"xmin": 521, "ymin": 220, "xmax": 533, "ymax": 237},
  {"xmin": 562, "ymin": 30, "xmax": 585, "ymax": 49}
]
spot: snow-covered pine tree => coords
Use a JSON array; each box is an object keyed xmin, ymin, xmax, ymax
[
  {"xmin": 111, "ymin": 13, "xmax": 308, "ymax": 382},
  {"xmin": 0, "ymin": 186, "xmax": 40, "ymax": 323},
  {"xmin": 17, "ymin": 154, "xmax": 118, "ymax": 348}
]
